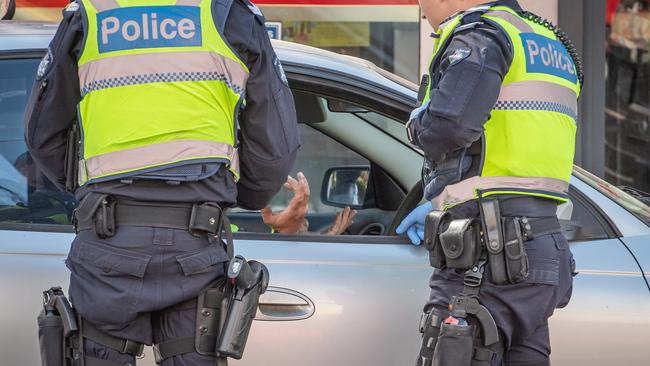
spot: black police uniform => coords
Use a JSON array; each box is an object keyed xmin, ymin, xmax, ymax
[
  {"xmin": 24, "ymin": 1, "xmax": 299, "ymax": 365},
  {"xmin": 408, "ymin": 1, "xmax": 576, "ymax": 365}
]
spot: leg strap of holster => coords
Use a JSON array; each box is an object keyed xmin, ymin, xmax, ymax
[
  {"xmin": 505, "ymin": 359, "xmax": 549, "ymax": 366},
  {"xmin": 83, "ymin": 321, "xmax": 144, "ymax": 357},
  {"xmin": 153, "ymin": 281, "xmax": 229, "ymax": 365}
]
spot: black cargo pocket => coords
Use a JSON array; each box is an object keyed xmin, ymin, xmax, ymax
[
  {"xmin": 432, "ymin": 323, "xmax": 475, "ymax": 366},
  {"xmin": 524, "ymin": 235, "xmax": 561, "ymax": 286},
  {"xmin": 66, "ymin": 240, "xmax": 151, "ymax": 324},
  {"xmin": 176, "ymin": 245, "xmax": 230, "ymax": 276},
  {"xmin": 176, "ymin": 245, "xmax": 229, "ymax": 298}
]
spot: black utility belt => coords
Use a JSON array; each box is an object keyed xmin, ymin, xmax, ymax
[
  {"xmin": 73, "ymin": 193, "xmax": 225, "ymax": 239},
  {"xmin": 424, "ymin": 203, "xmax": 561, "ymax": 285}
]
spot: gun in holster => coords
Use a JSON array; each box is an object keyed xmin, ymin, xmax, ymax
[
  {"xmin": 37, "ymin": 287, "xmax": 79, "ymax": 366},
  {"xmin": 64, "ymin": 122, "xmax": 80, "ymax": 193},
  {"xmin": 217, "ymin": 256, "xmax": 269, "ymax": 359}
]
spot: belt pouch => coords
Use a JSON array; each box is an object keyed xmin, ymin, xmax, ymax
[
  {"xmin": 439, "ymin": 219, "xmax": 480, "ymax": 270},
  {"xmin": 432, "ymin": 323, "xmax": 475, "ymax": 366},
  {"xmin": 504, "ymin": 218, "xmax": 530, "ymax": 284},
  {"xmin": 479, "ymin": 199, "xmax": 508, "ymax": 285},
  {"xmin": 37, "ymin": 309, "xmax": 64, "ymax": 366},
  {"xmin": 424, "ymin": 211, "xmax": 449, "ymax": 268}
]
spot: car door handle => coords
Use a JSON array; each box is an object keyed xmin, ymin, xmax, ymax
[{"xmin": 255, "ymin": 287, "xmax": 315, "ymax": 321}]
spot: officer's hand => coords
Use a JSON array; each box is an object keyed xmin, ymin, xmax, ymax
[
  {"xmin": 261, "ymin": 172, "xmax": 310, "ymax": 234},
  {"xmin": 395, "ymin": 202, "xmax": 433, "ymax": 245}
]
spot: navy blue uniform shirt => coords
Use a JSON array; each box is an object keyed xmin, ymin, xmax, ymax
[
  {"xmin": 23, "ymin": 0, "xmax": 299, "ymax": 210},
  {"xmin": 409, "ymin": 0, "xmax": 521, "ymax": 164}
]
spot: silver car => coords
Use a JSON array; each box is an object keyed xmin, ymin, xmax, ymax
[{"xmin": 0, "ymin": 21, "xmax": 649, "ymax": 366}]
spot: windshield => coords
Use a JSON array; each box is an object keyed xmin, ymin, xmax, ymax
[{"xmin": 574, "ymin": 166, "xmax": 650, "ymax": 227}]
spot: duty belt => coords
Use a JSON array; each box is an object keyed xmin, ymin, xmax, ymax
[{"xmin": 74, "ymin": 193, "xmax": 230, "ymax": 254}]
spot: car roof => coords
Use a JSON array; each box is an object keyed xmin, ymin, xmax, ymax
[{"xmin": 0, "ymin": 21, "xmax": 417, "ymax": 97}]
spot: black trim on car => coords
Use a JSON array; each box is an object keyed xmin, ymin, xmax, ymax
[
  {"xmin": 569, "ymin": 185, "xmax": 622, "ymax": 238},
  {"xmin": 0, "ymin": 223, "xmax": 74, "ymax": 233},
  {"xmin": 233, "ymin": 232, "xmax": 413, "ymax": 245},
  {"xmin": 0, "ymin": 222, "xmax": 414, "ymax": 245},
  {"xmin": 0, "ymin": 49, "xmax": 45, "ymax": 59}
]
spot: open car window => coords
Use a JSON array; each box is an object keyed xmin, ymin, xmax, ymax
[{"xmin": 0, "ymin": 57, "xmax": 76, "ymax": 227}]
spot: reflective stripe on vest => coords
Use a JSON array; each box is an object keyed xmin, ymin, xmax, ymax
[
  {"xmin": 80, "ymin": 139, "xmax": 238, "ymax": 183},
  {"xmin": 431, "ymin": 176, "xmax": 569, "ymax": 211},
  {"xmin": 77, "ymin": 0, "xmax": 248, "ymax": 185},
  {"xmin": 419, "ymin": 6, "xmax": 580, "ymax": 209}
]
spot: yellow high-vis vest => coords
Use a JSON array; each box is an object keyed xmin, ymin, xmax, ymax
[
  {"xmin": 76, "ymin": 0, "xmax": 249, "ymax": 185},
  {"xmin": 421, "ymin": 6, "xmax": 581, "ymax": 210}
]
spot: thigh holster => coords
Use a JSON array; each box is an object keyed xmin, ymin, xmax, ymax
[
  {"xmin": 153, "ymin": 256, "xmax": 269, "ymax": 365},
  {"xmin": 37, "ymin": 287, "xmax": 144, "ymax": 366},
  {"xmin": 415, "ymin": 308, "xmax": 448, "ymax": 366}
]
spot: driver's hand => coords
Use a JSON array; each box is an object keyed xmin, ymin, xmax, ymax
[
  {"xmin": 325, "ymin": 206, "xmax": 357, "ymax": 235},
  {"xmin": 261, "ymin": 172, "xmax": 310, "ymax": 234},
  {"xmin": 395, "ymin": 202, "xmax": 432, "ymax": 245}
]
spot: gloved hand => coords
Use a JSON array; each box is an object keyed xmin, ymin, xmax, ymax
[{"xmin": 396, "ymin": 201, "xmax": 433, "ymax": 245}]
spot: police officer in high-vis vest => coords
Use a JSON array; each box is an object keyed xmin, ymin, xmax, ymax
[
  {"xmin": 397, "ymin": 1, "xmax": 580, "ymax": 365},
  {"xmin": 25, "ymin": 0, "xmax": 298, "ymax": 365}
]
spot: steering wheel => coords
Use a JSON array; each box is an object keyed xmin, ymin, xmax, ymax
[{"xmin": 387, "ymin": 180, "xmax": 423, "ymax": 235}]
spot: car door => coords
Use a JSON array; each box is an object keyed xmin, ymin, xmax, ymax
[
  {"xmin": 549, "ymin": 172, "xmax": 650, "ymax": 365},
  {"xmin": 227, "ymin": 84, "xmax": 432, "ymax": 365}
]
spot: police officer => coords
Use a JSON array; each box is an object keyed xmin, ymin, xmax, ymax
[
  {"xmin": 25, "ymin": 0, "xmax": 299, "ymax": 365},
  {"xmin": 397, "ymin": 1, "xmax": 580, "ymax": 365}
]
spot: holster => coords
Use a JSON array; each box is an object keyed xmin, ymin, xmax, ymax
[
  {"xmin": 153, "ymin": 256, "xmax": 269, "ymax": 364},
  {"xmin": 38, "ymin": 287, "xmax": 78, "ymax": 366},
  {"xmin": 432, "ymin": 323, "xmax": 476, "ymax": 366},
  {"xmin": 423, "ymin": 211, "xmax": 449, "ymax": 268},
  {"xmin": 415, "ymin": 308, "xmax": 448, "ymax": 366},
  {"xmin": 217, "ymin": 257, "xmax": 269, "ymax": 359}
]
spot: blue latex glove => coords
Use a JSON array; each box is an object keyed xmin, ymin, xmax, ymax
[{"xmin": 396, "ymin": 202, "xmax": 433, "ymax": 245}]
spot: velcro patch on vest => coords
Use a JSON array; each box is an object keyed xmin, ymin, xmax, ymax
[
  {"xmin": 97, "ymin": 6, "xmax": 202, "ymax": 53},
  {"xmin": 520, "ymin": 33, "xmax": 577, "ymax": 83}
]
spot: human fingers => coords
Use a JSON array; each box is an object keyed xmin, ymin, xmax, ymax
[
  {"xmin": 261, "ymin": 207, "xmax": 275, "ymax": 225},
  {"xmin": 297, "ymin": 172, "xmax": 311, "ymax": 197},
  {"xmin": 406, "ymin": 226, "xmax": 421, "ymax": 245}
]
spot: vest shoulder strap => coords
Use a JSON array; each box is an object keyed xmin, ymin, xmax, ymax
[{"xmin": 239, "ymin": 0, "xmax": 265, "ymax": 25}]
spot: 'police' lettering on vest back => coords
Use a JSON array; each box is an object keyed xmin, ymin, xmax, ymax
[
  {"xmin": 520, "ymin": 33, "xmax": 577, "ymax": 84},
  {"xmin": 97, "ymin": 6, "xmax": 202, "ymax": 53}
]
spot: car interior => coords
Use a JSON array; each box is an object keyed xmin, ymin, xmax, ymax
[{"xmin": 0, "ymin": 56, "xmax": 614, "ymax": 244}]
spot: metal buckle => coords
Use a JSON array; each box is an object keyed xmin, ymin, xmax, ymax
[
  {"xmin": 122, "ymin": 339, "xmax": 144, "ymax": 357},
  {"xmin": 152, "ymin": 344, "xmax": 163, "ymax": 364}
]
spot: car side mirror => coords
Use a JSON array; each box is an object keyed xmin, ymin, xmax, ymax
[
  {"xmin": 1, "ymin": 0, "xmax": 15, "ymax": 20},
  {"xmin": 321, "ymin": 166, "xmax": 370, "ymax": 209}
]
